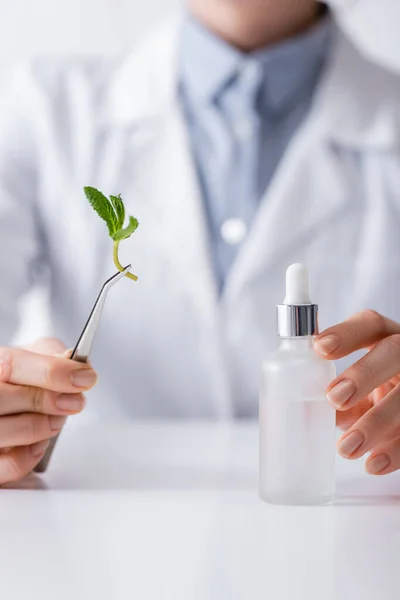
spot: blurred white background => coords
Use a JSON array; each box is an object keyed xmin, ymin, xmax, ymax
[
  {"xmin": 0, "ymin": 0, "xmax": 181, "ymax": 58},
  {"xmin": 0, "ymin": 0, "xmax": 181, "ymax": 345}
]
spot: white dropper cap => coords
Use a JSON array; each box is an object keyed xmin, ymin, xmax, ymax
[
  {"xmin": 284, "ymin": 263, "xmax": 312, "ymax": 305},
  {"xmin": 277, "ymin": 264, "xmax": 318, "ymax": 337}
]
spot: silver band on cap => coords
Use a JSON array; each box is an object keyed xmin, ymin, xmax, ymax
[{"xmin": 277, "ymin": 304, "xmax": 319, "ymax": 337}]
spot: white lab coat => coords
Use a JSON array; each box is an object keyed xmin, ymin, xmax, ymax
[
  {"xmin": 329, "ymin": 0, "xmax": 400, "ymax": 72},
  {"xmin": 0, "ymin": 14, "xmax": 399, "ymax": 419}
]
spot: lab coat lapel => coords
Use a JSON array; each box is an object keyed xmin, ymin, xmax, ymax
[
  {"xmin": 103, "ymin": 16, "xmax": 220, "ymax": 312},
  {"xmin": 102, "ymin": 18, "xmax": 232, "ymax": 414},
  {"xmin": 126, "ymin": 107, "xmax": 219, "ymax": 306},
  {"xmin": 223, "ymin": 27, "xmax": 385, "ymax": 303},
  {"xmin": 224, "ymin": 115, "xmax": 349, "ymax": 301}
]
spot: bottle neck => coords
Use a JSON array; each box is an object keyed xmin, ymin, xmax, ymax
[
  {"xmin": 279, "ymin": 336, "xmax": 314, "ymax": 351},
  {"xmin": 277, "ymin": 305, "xmax": 319, "ymax": 337}
]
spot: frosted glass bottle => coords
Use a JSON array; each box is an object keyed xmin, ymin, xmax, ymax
[
  {"xmin": 259, "ymin": 264, "xmax": 336, "ymax": 505},
  {"xmin": 259, "ymin": 337, "xmax": 336, "ymax": 505}
]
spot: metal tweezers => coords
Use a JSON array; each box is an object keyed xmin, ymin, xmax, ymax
[{"xmin": 34, "ymin": 265, "xmax": 132, "ymax": 473}]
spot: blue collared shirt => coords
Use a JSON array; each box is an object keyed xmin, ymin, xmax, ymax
[{"xmin": 178, "ymin": 15, "xmax": 333, "ymax": 291}]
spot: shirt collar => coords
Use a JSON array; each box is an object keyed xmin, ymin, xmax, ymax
[{"xmin": 179, "ymin": 13, "xmax": 334, "ymax": 113}]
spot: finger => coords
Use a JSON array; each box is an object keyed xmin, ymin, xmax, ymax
[
  {"xmin": 314, "ymin": 310, "xmax": 400, "ymax": 359},
  {"xmin": 366, "ymin": 437, "xmax": 400, "ymax": 476},
  {"xmin": 0, "ymin": 383, "xmax": 85, "ymax": 416},
  {"xmin": 337, "ymin": 383, "xmax": 400, "ymax": 459},
  {"xmin": 0, "ymin": 347, "xmax": 97, "ymax": 392},
  {"xmin": 24, "ymin": 337, "xmax": 67, "ymax": 356},
  {"xmin": 0, "ymin": 441, "xmax": 50, "ymax": 484},
  {"xmin": 371, "ymin": 382, "xmax": 395, "ymax": 405},
  {"xmin": 336, "ymin": 397, "xmax": 373, "ymax": 430},
  {"xmin": 0, "ymin": 413, "xmax": 66, "ymax": 448},
  {"xmin": 325, "ymin": 335, "xmax": 400, "ymax": 410}
]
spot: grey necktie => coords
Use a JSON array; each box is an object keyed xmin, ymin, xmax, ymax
[{"xmin": 212, "ymin": 59, "xmax": 264, "ymax": 286}]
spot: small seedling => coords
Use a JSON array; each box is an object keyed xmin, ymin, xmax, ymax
[{"xmin": 84, "ymin": 186, "xmax": 139, "ymax": 281}]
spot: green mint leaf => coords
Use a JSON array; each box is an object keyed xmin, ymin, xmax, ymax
[
  {"xmin": 84, "ymin": 186, "xmax": 118, "ymax": 238},
  {"xmin": 113, "ymin": 216, "xmax": 139, "ymax": 241},
  {"xmin": 110, "ymin": 194, "xmax": 125, "ymax": 230}
]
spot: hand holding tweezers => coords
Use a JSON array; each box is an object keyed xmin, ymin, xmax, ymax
[{"xmin": 34, "ymin": 265, "xmax": 132, "ymax": 473}]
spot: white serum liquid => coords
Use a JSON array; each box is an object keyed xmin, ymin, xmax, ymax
[{"xmin": 259, "ymin": 338, "xmax": 336, "ymax": 506}]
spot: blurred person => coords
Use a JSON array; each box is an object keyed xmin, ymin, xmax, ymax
[{"xmin": 0, "ymin": 0, "xmax": 399, "ymax": 482}]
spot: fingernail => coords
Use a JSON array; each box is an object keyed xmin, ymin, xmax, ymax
[
  {"xmin": 327, "ymin": 379, "xmax": 356, "ymax": 407},
  {"xmin": 30, "ymin": 439, "xmax": 50, "ymax": 457},
  {"xmin": 338, "ymin": 430, "xmax": 364, "ymax": 457},
  {"xmin": 315, "ymin": 334, "xmax": 340, "ymax": 355},
  {"xmin": 55, "ymin": 394, "xmax": 85, "ymax": 413},
  {"xmin": 49, "ymin": 415, "xmax": 67, "ymax": 432},
  {"xmin": 70, "ymin": 369, "xmax": 97, "ymax": 389},
  {"xmin": 366, "ymin": 454, "xmax": 391, "ymax": 475}
]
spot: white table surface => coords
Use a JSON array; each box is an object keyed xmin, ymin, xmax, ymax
[{"xmin": 1, "ymin": 421, "xmax": 400, "ymax": 600}]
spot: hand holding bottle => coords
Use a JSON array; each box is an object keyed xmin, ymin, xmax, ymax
[{"xmin": 314, "ymin": 311, "xmax": 400, "ymax": 476}]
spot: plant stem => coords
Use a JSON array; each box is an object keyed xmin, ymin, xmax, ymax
[{"xmin": 113, "ymin": 241, "xmax": 138, "ymax": 281}]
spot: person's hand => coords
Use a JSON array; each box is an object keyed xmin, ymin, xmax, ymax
[
  {"xmin": 0, "ymin": 337, "xmax": 97, "ymax": 483},
  {"xmin": 314, "ymin": 311, "xmax": 400, "ymax": 476}
]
